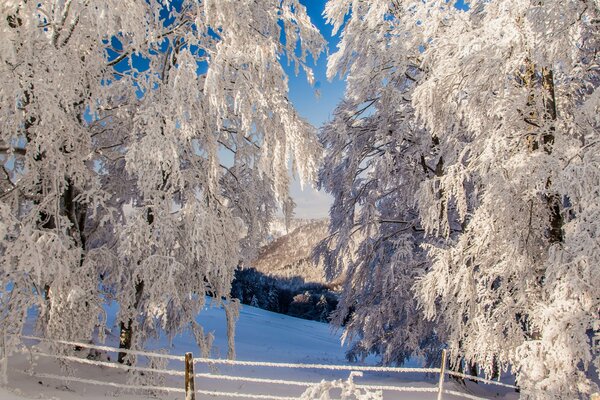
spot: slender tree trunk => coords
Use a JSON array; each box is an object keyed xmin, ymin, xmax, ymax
[
  {"xmin": 118, "ymin": 280, "xmax": 144, "ymax": 364},
  {"xmin": 524, "ymin": 64, "xmax": 562, "ymax": 242},
  {"xmin": 450, "ymin": 358, "xmax": 466, "ymax": 386},
  {"xmin": 118, "ymin": 320, "xmax": 133, "ymax": 365},
  {"xmin": 117, "ymin": 48, "xmax": 178, "ymax": 362},
  {"xmin": 470, "ymin": 362, "xmax": 479, "ymax": 382},
  {"xmin": 540, "ymin": 67, "xmax": 563, "ymax": 244},
  {"xmin": 521, "ymin": 62, "xmax": 563, "ymax": 346},
  {"xmin": 118, "ymin": 207, "xmax": 151, "ymax": 364}
]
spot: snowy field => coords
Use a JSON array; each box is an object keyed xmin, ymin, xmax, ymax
[{"xmin": 0, "ymin": 301, "xmax": 518, "ymax": 400}]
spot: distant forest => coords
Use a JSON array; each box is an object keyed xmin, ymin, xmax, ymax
[{"xmin": 231, "ymin": 268, "xmax": 338, "ymax": 323}]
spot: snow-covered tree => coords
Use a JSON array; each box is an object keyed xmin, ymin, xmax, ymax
[
  {"xmin": 0, "ymin": 0, "xmax": 324, "ymax": 362},
  {"xmin": 318, "ymin": 2, "xmax": 440, "ymax": 364},
  {"xmin": 0, "ymin": 0, "xmax": 126, "ymax": 348},
  {"xmin": 323, "ymin": 0, "xmax": 600, "ymax": 397},
  {"xmin": 412, "ymin": 2, "xmax": 600, "ymax": 397}
]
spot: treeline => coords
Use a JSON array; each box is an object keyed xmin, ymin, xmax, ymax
[{"xmin": 230, "ymin": 268, "xmax": 338, "ymax": 323}]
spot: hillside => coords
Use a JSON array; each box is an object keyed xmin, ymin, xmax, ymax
[
  {"xmin": 266, "ymin": 218, "xmax": 326, "ymax": 243},
  {"xmin": 253, "ymin": 219, "xmax": 330, "ymax": 283}
]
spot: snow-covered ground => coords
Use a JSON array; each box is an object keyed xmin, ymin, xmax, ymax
[{"xmin": 0, "ymin": 300, "xmax": 518, "ymax": 399}]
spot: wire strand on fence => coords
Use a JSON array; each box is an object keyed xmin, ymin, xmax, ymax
[
  {"xmin": 196, "ymin": 389, "xmax": 298, "ymax": 400},
  {"xmin": 446, "ymin": 370, "xmax": 518, "ymax": 389},
  {"xmin": 33, "ymin": 354, "xmax": 441, "ymax": 396},
  {"xmin": 443, "ymin": 389, "xmax": 490, "ymax": 400},
  {"xmin": 195, "ymin": 372, "xmax": 315, "ymax": 387},
  {"xmin": 17, "ymin": 335, "xmax": 518, "ymax": 396},
  {"xmin": 194, "ymin": 357, "xmax": 439, "ymax": 373},
  {"xmin": 195, "ymin": 372, "xmax": 439, "ymax": 393},
  {"xmin": 19, "ymin": 336, "xmax": 440, "ymax": 374},
  {"xmin": 16, "ymin": 370, "xmax": 185, "ymax": 393},
  {"xmin": 359, "ymin": 384, "xmax": 438, "ymax": 393},
  {"xmin": 195, "ymin": 386, "xmax": 438, "ymax": 399},
  {"xmin": 32, "ymin": 352, "xmax": 185, "ymax": 376},
  {"xmin": 20, "ymin": 335, "xmax": 185, "ymax": 362}
]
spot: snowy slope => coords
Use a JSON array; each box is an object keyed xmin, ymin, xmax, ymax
[{"xmin": 0, "ymin": 301, "xmax": 517, "ymax": 400}]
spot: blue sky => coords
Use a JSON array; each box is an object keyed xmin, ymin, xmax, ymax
[
  {"xmin": 285, "ymin": 0, "xmax": 469, "ymax": 219},
  {"xmin": 284, "ymin": 0, "xmax": 342, "ymax": 219},
  {"xmin": 106, "ymin": 1, "xmax": 469, "ymax": 220},
  {"xmin": 287, "ymin": 0, "xmax": 345, "ymax": 129}
]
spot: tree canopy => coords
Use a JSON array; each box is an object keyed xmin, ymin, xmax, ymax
[
  {"xmin": 320, "ymin": 0, "xmax": 599, "ymax": 397},
  {"xmin": 0, "ymin": 0, "xmax": 324, "ymax": 359}
]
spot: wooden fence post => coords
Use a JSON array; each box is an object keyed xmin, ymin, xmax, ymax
[
  {"xmin": 437, "ymin": 349, "xmax": 447, "ymax": 400},
  {"xmin": 0, "ymin": 330, "xmax": 6, "ymax": 385},
  {"xmin": 185, "ymin": 352, "xmax": 195, "ymax": 400}
]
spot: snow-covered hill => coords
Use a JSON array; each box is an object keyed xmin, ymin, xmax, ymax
[
  {"xmin": 253, "ymin": 219, "xmax": 329, "ymax": 283},
  {"xmin": 0, "ymin": 300, "xmax": 516, "ymax": 400},
  {"xmin": 266, "ymin": 218, "xmax": 326, "ymax": 243}
]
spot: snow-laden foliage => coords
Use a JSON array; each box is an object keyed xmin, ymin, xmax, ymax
[
  {"xmin": 318, "ymin": 1, "xmax": 439, "ymax": 364},
  {"xmin": 323, "ymin": 0, "xmax": 599, "ymax": 397},
  {"xmin": 412, "ymin": 2, "xmax": 600, "ymax": 397},
  {"xmin": 0, "ymin": 0, "xmax": 324, "ymax": 361}
]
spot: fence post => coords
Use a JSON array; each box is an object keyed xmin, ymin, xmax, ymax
[
  {"xmin": 185, "ymin": 352, "xmax": 195, "ymax": 400},
  {"xmin": 0, "ymin": 330, "xmax": 6, "ymax": 385},
  {"xmin": 437, "ymin": 349, "xmax": 447, "ymax": 400}
]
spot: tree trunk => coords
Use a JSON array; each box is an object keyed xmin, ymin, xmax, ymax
[
  {"xmin": 118, "ymin": 280, "xmax": 144, "ymax": 364},
  {"xmin": 540, "ymin": 67, "xmax": 563, "ymax": 244},
  {"xmin": 521, "ymin": 62, "xmax": 563, "ymax": 344}
]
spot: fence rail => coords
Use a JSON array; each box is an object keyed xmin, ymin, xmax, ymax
[{"xmin": 11, "ymin": 335, "xmax": 517, "ymax": 400}]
